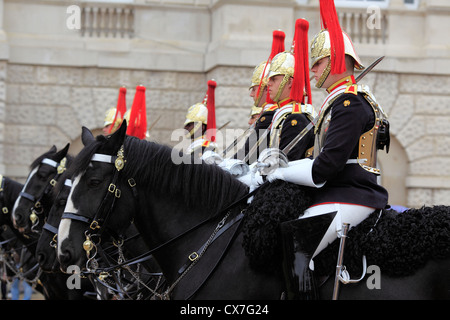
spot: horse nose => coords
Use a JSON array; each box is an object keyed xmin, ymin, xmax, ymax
[
  {"xmin": 13, "ymin": 211, "xmax": 25, "ymax": 226},
  {"xmin": 58, "ymin": 247, "xmax": 74, "ymax": 270},
  {"xmin": 13, "ymin": 212, "xmax": 30, "ymax": 232}
]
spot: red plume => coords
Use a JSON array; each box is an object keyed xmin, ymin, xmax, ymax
[
  {"xmin": 320, "ymin": 0, "xmax": 345, "ymax": 74},
  {"xmin": 108, "ymin": 86, "xmax": 127, "ymax": 134},
  {"xmin": 126, "ymin": 85, "xmax": 147, "ymax": 140},
  {"xmin": 269, "ymin": 30, "xmax": 285, "ymax": 60},
  {"xmin": 257, "ymin": 30, "xmax": 285, "ymax": 105},
  {"xmin": 205, "ymin": 80, "xmax": 217, "ymax": 143},
  {"xmin": 290, "ymin": 19, "xmax": 311, "ymax": 104}
]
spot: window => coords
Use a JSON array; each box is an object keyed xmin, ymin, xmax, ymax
[
  {"xmin": 334, "ymin": 0, "xmax": 419, "ymax": 9},
  {"xmin": 404, "ymin": 0, "xmax": 420, "ymax": 9},
  {"xmin": 335, "ymin": 0, "xmax": 390, "ymax": 9}
]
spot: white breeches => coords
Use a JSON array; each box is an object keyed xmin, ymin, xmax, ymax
[{"xmin": 299, "ymin": 203, "xmax": 375, "ymax": 265}]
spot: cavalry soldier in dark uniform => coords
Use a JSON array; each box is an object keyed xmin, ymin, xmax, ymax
[
  {"xmin": 229, "ymin": 30, "xmax": 285, "ymax": 164},
  {"xmin": 102, "ymin": 86, "xmax": 127, "ymax": 135},
  {"xmin": 238, "ymin": 20, "xmax": 316, "ymax": 187},
  {"xmin": 265, "ymin": 0, "xmax": 390, "ymax": 299},
  {"xmin": 183, "ymin": 80, "xmax": 218, "ymax": 159},
  {"xmin": 264, "ymin": 20, "xmax": 317, "ymax": 162}
]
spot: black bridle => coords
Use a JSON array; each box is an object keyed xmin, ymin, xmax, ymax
[
  {"xmin": 61, "ymin": 146, "xmax": 132, "ymax": 237},
  {"xmin": 16, "ymin": 157, "xmax": 67, "ymax": 230},
  {"xmin": 61, "ymin": 144, "xmax": 255, "ymax": 299}
]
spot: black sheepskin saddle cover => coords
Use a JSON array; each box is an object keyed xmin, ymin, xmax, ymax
[
  {"xmin": 242, "ymin": 180, "xmax": 313, "ymax": 272},
  {"xmin": 242, "ymin": 181, "xmax": 450, "ymax": 277},
  {"xmin": 315, "ymin": 205, "xmax": 450, "ymax": 278}
]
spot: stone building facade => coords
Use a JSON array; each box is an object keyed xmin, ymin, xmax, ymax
[{"xmin": 0, "ymin": 0, "xmax": 449, "ymax": 208}]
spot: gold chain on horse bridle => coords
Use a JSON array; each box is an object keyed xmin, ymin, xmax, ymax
[{"xmin": 160, "ymin": 211, "xmax": 231, "ymax": 300}]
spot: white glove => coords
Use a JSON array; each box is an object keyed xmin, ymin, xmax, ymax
[
  {"xmin": 266, "ymin": 158, "xmax": 325, "ymax": 188},
  {"xmin": 238, "ymin": 170, "xmax": 264, "ymax": 187}
]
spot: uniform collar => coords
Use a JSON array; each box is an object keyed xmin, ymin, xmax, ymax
[
  {"xmin": 326, "ymin": 75, "xmax": 356, "ymax": 93},
  {"xmin": 276, "ymin": 97, "xmax": 293, "ymax": 108}
]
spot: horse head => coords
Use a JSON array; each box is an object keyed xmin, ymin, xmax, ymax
[
  {"xmin": 57, "ymin": 123, "xmax": 135, "ymax": 272},
  {"xmin": 12, "ymin": 143, "xmax": 71, "ymax": 234}
]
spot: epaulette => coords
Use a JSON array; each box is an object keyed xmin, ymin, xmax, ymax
[
  {"xmin": 291, "ymin": 103, "xmax": 302, "ymax": 114},
  {"xmin": 344, "ymin": 84, "xmax": 358, "ymax": 95},
  {"xmin": 202, "ymin": 140, "xmax": 210, "ymax": 148},
  {"xmin": 266, "ymin": 105, "xmax": 278, "ymax": 111}
]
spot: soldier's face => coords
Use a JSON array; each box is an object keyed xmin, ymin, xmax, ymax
[
  {"xmin": 267, "ymin": 75, "xmax": 291, "ymax": 101},
  {"xmin": 311, "ymin": 58, "xmax": 329, "ymax": 83},
  {"xmin": 249, "ymin": 86, "xmax": 267, "ymax": 107}
]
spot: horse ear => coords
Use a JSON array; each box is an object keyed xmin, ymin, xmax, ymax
[
  {"xmin": 106, "ymin": 120, "xmax": 127, "ymax": 153},
  {"xmin": 114, "ymin": 120, "xmax": 127, "ymax": 143},
  {"xmin": 49, "ymin": 145, "xmax": 57, "ymax": 153},
  {"xmin": 81, "ymin": 126, "xmax": 95, "ymax": 146},
  {"xmin": 55, "ymin": 143, "xmax": 70, "ymax": 160}
]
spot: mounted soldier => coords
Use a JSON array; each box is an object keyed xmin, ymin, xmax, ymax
[
  {"xmin": 102, "ymin": 86, "xmax": 127, "ymax": 135},
  {"xmin": 264, "ymin": 0, "xmax": 390, "ymax": 299},
  {"xmin": 264, "ymin": 20, "xmax": 317, "ymax": 162},
  {"xmin": 231, "ymin": 30, "xmax": 286, "ymax": 163},
  {"xmin": 183, "ymin": 80, "xmax": 218, "ymax": 159}
]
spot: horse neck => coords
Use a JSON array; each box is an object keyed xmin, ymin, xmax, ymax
[{"xmin": 135, "ymin": 192, "xmax": 221, "ymax": 283}]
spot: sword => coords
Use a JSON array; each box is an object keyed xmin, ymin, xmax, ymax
[
  {"xmin": 332, "ymin": 223, "xmax": 350, "ymax": 300},
  {"xmin": 222, "ymin": 109, "xmax": 263, "ymax": 158},
  {"xmin": 218, "ymin": 120, "xmax": 231, "ymax": 131},
  {"xmin": 147, "ymin": 115, "xmax": 162, "ymax": 132},
  {"xmin": 281, "ymin": 56, "xmax": 385, "ymax": 156}
]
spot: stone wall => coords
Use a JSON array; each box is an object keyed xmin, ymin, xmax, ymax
[{"xmin": 1, "ymin": 0, "xmax": 450, "ymax": 208}]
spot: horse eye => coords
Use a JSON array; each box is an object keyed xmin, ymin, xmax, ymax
[
  {"xmin": 87, "ymin": 178, "xmax": 101, "ymax": 188},
  {"xmin": 37, "ymin": 172, "xmax": 48, "ymax": 181},
  {"xmin": 58, "ymin": 199, "xmax": 67, "ymax": 207}
]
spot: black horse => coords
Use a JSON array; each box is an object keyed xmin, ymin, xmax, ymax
[
  {"xmin": 57, "ymin": 123, "xmax": 450, "ymax": 299},
  {"xmin": 0, "ymin": 175, "xmax": 71, "ymax": 299},
  {"xmin": 4, "ymin": 147, "xmax": 98, "ymax": 299}
]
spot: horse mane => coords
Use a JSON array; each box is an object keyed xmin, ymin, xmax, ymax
[
  {"xmin": 122, "ymin": 136, "xmax": 249, "ymax": 215},
  {"xmin": 66, "ymin": 134, "xmax": 249, "ymax": 216}
]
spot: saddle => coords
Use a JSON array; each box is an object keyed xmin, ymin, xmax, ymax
[{"xmin": 242, "ymin": 180, "xmax": 450, "ymax": 278}]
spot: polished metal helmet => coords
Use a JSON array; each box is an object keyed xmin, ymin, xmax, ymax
[
  {"xmin": 267, "ymin": 51, "xmax": 295, "ymax": 79},
  {"xmin": 250, "ymin": 60, "xmax": 269, "ymax": 89},
  {"xmin": 310, "ymin": 29, "xmax": 364, "ymax": 70},
  {"xmin": 103, "ymin": 107, "xmax": 123, "ymax": 133},
  {"xmin": 104, "ymin": 107, "xmax": 117, "ymax": 127},
  {"xmin": 266, "ymin": 50, "xmax": 295, "ymax": 103},
  {"xmin": 184, "ymin": 102, "xmax": 208, "ymax": 126}
]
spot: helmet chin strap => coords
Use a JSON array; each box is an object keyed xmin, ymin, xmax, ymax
[{"xmin": 315, "ymin": 59, "xmax": 332, "ymax": 89}]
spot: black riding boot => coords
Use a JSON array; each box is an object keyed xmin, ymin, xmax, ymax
[{"xmin": 280, "ymin": 211, "xmax": 337, "ymax": 300}]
